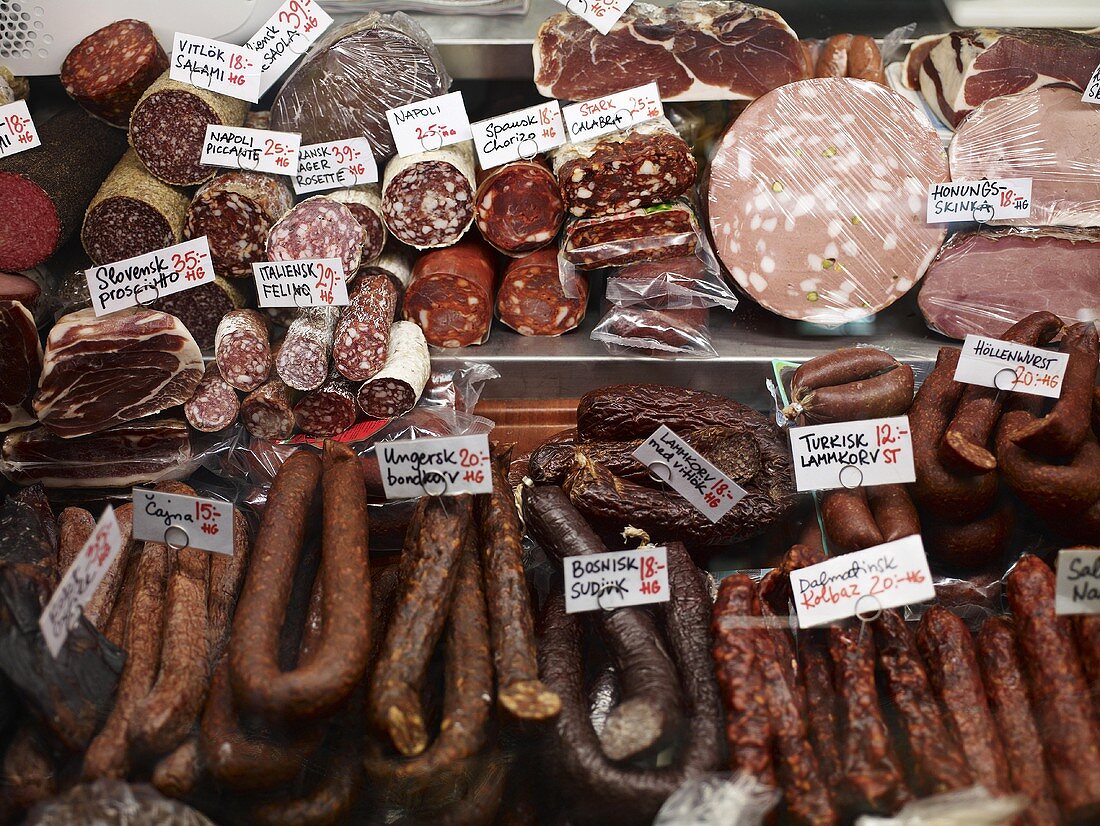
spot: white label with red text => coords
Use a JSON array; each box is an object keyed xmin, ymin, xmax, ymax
[
  {"xmin": 201, "ymin": 125, "xmax": 301, "ymax": 175},
  {"xmin": 40, "ymin": 506, "xmax": 124, "ymax": 657},
  {"xmin": 1056, "ymin": 548, "xmax": 1100, "ymax": 614},
  {"xmin": 294, "ymin": 138, "xmax": 377, "ymax": 194},
  {"xmin": 386, "ymin": 92, "xmax": 472, "ymax": 158},
  {"xmin": 792, "ymin": 535, "xmax": 935, "ymax": 629},
  {"xmin": 553, "ymin": 0, "xmax": 635, "ymax": 35},
  {"xmin": 954, "ymin": 334, "xmax": 1068, "ymax": 399},
  {"xmin": 562, "ymin": 83, "xmax": 662, "ymax": 143},
  {"xmin": 252, "ymin": 258, "xmax": 349, "ymax": 307},
  {"xmin": 1083, "ymin": 64, "xmax": 1100, "ymax": 105},
  {"xmin": 171, "ymin": 33, "xmax": 261, "ymax": 102},
  {"xmin": 85, "ymin": 236, "xmax": 215, "ymax": 316},
  {"xmin": 376, "ymin": 433, "xmax": 492, "ymax": 499},
  {"xmin": 565, "ymin": 546, "xmax": 669, "ymax": 613},
  {"xmin": 246, "ymin": 0, "xmax": 333, "ymax": 96},
  {"xmin": 632, "ymin": 425, "xmax": 746, "ymax": 523},
  {"xmin": 0, "ymin": 100, "xmax": 39, "ymax": 158},
  {"xmin": 472, "ymin": 102, "xmax": 566, "ymax": 170},
  {"xmin": 926, "ymin": 178, "xmax": 1032, "ymax": 223},
  {"xmin": 132, "ymin": 488, "xmax": 234, "ymax": 555},
  {"xmin": 789, "ymin": 416, "xmax": 915, "ymax": 492}
]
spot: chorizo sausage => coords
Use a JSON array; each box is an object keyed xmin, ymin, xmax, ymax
[
  {"xmin": 152, "ymin": 736, "xmax": 203, "ymax": 800},
  {"xmin": 797, "ymin": 627, "xmax": 842, "ymax": 792},
  {"xmin": 248, "ymin": 730, "xmax": 359, "ymax": 826},
  {"xmin": 57, "ymin": 506, "xmax": 94, "ymax": 571},
  {"xmin": 786, "ymin": 347, "xmax": 913, "ymax": 424},
  {"xmin": 84, "ymin": 502, "xmax": 134, "ymax": 630}
]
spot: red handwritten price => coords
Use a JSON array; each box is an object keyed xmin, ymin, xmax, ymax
[
  {"xmin": 171, "ymin": 249, "xmax": 209, "ymax": 281},
  {"xmin": 279, "ymin": 0, "xmax": 319, "ymax": 33},
  {"xmin": 332, "ymin": 143, "xmax": 360, "ymax": 164},
  {"xmin": 229, "ymin": 53, "xmax": 254, "ymax": 71},
  {"xmin": 312, "ymin": 262, "xmax": 337, "ymax": 304},
  {"xmin": 415, "ymin": 123, "xmax": 458, "ymax": 144},
  {"xmin": 875, "ymin": 421, "xmax": 909, "ymax": 464},
  {"xmin": 638, "ymin": 553, "xmax": 665, "ymax": 596},
  {"xmin": 1013, "ymin": 365, "xmax": 1060, "ymax": 390},
  {"xmin": 196, "ymin": 501, "xmax": 223, "ymax": 536},
  {"xmin": 84, "ymin": 524, "xmax": 114, "ymax": 566}
]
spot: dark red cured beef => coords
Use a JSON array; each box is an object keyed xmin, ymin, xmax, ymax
[
  {"xmin": 607, "ymin": 255, "xmax": 710, "ymax": 307},
  {"xmin": 293, "ymin": 368, "xmax": 358, "ymax": 437},
  {"xmin": 0, "ymin": 300, "xmax": 42, "ymax": 431},
  {"xmin": 152, "ymin": 277, "xmax": 245, "ymax": 350},
  {"xmin": 185, "ymin": 172, "xmax": 294, "ymax": 277},
  {"xmin": 60, "ymin": 19, "xmax": 169, "ymax": 127},
  {"xmin": 563, "ymin": 202, "xmax": 699, "ymax": 270},
  {"xmin": 329, "ymin": 185, "xmax": 386, "ymax": 264},
  {"xmin": 381, "ymin": 142, "xmax": 476, "ymax": 250},
  {"xmin": 184, "ymin": 362, "xmax": 240, "ymax": 433},
  {"xmin": 0, "ymin": 109, "xmax": 128, "ymax": 270},
  {"xmin": 474, "ymin": 160, "xmax": 564, "ymax": 256},
  {"xmin": 265, "ymin": 196, "xmax": 364, "ymax": 276},
  {"xmin": 403, "ymin": 240, "xmax": 496, "ymax": 348},
  {"xmin": 332, "ymin": 273, "xmax": 398, "ymax": 381},
  {"xmin": 215, "ymin": 309, "xmax": 272, "ymax": 393},
  {"xmin": 594, "ymin": 305, "xmax": 712, "ymax": 355},
  {"xmin": 496, "ymin": 248, "xmax": 587, "ymax": 337},
  {"xmin": 0, "ymin": 272, "xmax": 41, "ymax": 310}
]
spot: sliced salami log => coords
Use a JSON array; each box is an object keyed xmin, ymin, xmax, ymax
[
  {"xmin": 356, "ymin": 321, "xmax": 430, "ymax": 419},
  {"xmin": 240, "ymin": 376, "xmax": 295, "ymax": 443},
  {"xmin": 332, "ymin": 273, "xmax": 398, "ymax": 381},
  {"xmin": 81, "ymin": 149, "xmax": 190, "ymax": 265},
  {"xmin": 276, "ymin": 307, "xmax": 339, "ymax": 391},
  {"xmin": 356, "ymin": 246, "xmax": 413, "ymax": 310},
  {"xmin": 562, "ymin": 201, "xmax": 699, "ymax": 270},
  {"xmin": 293, "ymin": 368, "xmax": 358, "ymax": 437},
  {"xmin": 474, "ymin": 159, "xmax": 564, "ymax": 256},
  {"xmin": 0, "ymin": 109, "xmax": 128, "ymax": 270},
  {"xmin": 152, "ymin": 276, "xmax": 247, "ymax": 350},
  {"xmin": 496, "ymin": 248, "xmax": 587, "ymax": 336},
  {"xmin": 381, "ymin": 142, "xmax": 476, "ymax": 250},
  {"xmin": 403, "ymin": 240, "xmax": 496, "ymax": 348},
  {"xmin": 265, "ymin": 196, "xmax": 364, "ymax": 276},
  {"xmin": 184, "ymin": 171, "xmax": 294, "ymax": 277},
  {"xmin": 329, "ymin": 185, "xmax": 387, "ymax": 264},
  {"xmin": 60, "ymin": 19, "xmax": 169, "ymax": 128},
  {"xmin": 552, "ymin": 117, "xmax": 697, "ymax": 218},
  {"xmin": 129, "ymin": 71, "xmax": 249, "ymax": 186},
  {"xmin": 0, "ymin": 299, "xmax": 42, "ymax": 433},
  {"xmin": 184, "ymin": 362, "xmax": 240, "ymax": 433},
  {"xmin": 215, "ymin": 309, "xmax": 272, "ymax": 393}
]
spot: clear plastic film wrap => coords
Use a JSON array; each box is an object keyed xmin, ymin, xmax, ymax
[
  {"xmin": 592, "ymin": 303, "xmax": 717, "ymax": 359},
  {"xmin": 321, "ymin": 0, "xmax": 526, "ymax": 14},
  {"xmin": 603, "ymin": 242, "xmax": 738, "ymax": 312},
  {"xmin": 561, "ymin": 200, "xmax": 702, "ymax": 274},
  {"xmin": 270, "ymin": 12, "xmax": 451, "ymax": 165},
  {"xmin": 706, "ymin": 77, "xmax": 950, "ymax": 326},
  {"xmin": 917, "ymin": 227, "xmax": 1100, "ymax": 340},
  {"xmin": 25, "ymin": 781, "xmax": 215, "ymax": 825},
  {"xmin": 948, "ymin": 86, "xmax": 1100, "ymax": 229}
]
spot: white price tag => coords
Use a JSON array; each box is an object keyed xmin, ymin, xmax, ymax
[
  {"xmin": 386, "ymin": 92, "xmax": 473, "ymax": 158},
  {"xmin": 565, "ymin": 547, "xmax": 669, "ymax": 613},
  {"xmin": 85, "ymin": 236, "xmax": 216, "ymax": 316},
  {"xmin": 632, "ymin": 425, "xmax": 747, "ymax": 523},
  {"xmin": 40, "ymin": 506, "xmax": 125, "ymax": 657},
  {"xmin": 171, "ymin": 33, "xmax": 261, "ymax": 102},
  {"xmin": 789, "ymin": 416, "xmax": 915, "ymax": 492},
  {"xmin": 200, "ymin": 125, "xmax": 301, "ymax": 176},
  {"xmin": 471, "ymin": 102, "xmax": 566, "ymax": 170},
  {"xmin": 926, "ymin": 178, "xmax": 1032, "ymax": 223},
  {"xmin": 1056, "ymin": 549, "xmax": 1100, "ymax": 614},
  {"xmin": 132, "ymin": 488, "xmax": 235, "ymax": 556},
  {"xmin": 792, "ymin": 535, "xmax": 935, "ymax": 629},
  {"xmin": 294, "ymin": 138, "xmax": 378, "ymax": 194},
  {"xmin": 0, "ymin": 100, "xmax": 39, "ymax": 158},
  {"xmin": 1083, "ymin": 64, "xmax": 1100, "ymax": 105},
  {"xmin": 376, "ymin": 434, "xmax": 492, "ymax": 499},
  {"xmin": 253, "ymin": 258, "xmax": 349, "ymax": 307},
  {"xmin": 245, "ymin": 0, "xmax": 333, "ymax": 96},
  {"xmin": 561, "ymin": 82, "xmax": 662, "ymax": 143},
  {"xmin": 552, "ymin": 0, "xmax": 634, "ymax": 37},
  {"xmin": 954, "ymin": 334, "xmax": 1069, "ymax": 399}
]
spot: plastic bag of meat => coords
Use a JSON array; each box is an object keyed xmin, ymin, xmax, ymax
[
  {"xmin": 591, "ymin": 303, "xmax": 717, "ymax": 358},
  {"xmin": 25, "ymin": 780, "xmax": 214, "ymax": 826},
  {"xmin": 603, "ymin": 234, "xmax": 738, "ymax": 312},
  {"xmin": 561, "ymin": 200, "xmax": 701, "ymax": 273},
  {"xmin": 948, "ymin": 87, "xmax": 1100, "ymax": 229}
]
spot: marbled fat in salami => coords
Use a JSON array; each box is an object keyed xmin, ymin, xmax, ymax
[
  {"xmin": 403, "ymin": 240, "xmax": 496, "ymax": 347},
  {"xmin": 381, "ymin": 142, "xmax": 476, "ymax": 250},
  {"xmin": 293, "ymin": 368, "xmax": 358, "ymax": 437},
  {"xmin": 475, "ymin": 160, "xmax": 565, "ymax": 256},
  {"xmin": 184, "ymin": 362, "xmax": 240, "ymax": 433},
  {"xmin": 329, "ymin": 185, "xmax": 387, "ymax": 265},
  {"xmin": 356, "ymin": 321, "xmax": 430, "ymax": 418},
  {"xmin": 215, "ymin": 309, "xmax": 272, "ymax": 392},
  {"xmin": 265, "ymin": 196, "xmax": 365, "ymax": 276},
  {"xmin": 240, "ymin": 376, "xmax": 295, "ymax": 442},
  {"xmin": 332, "ymin": 273, "xmax": 398, "ymax": 382},
  {"xmin": 562, "ymin": 201, "xmax": 699, "ymax": 270},
  {"xmin": 275, "ymin": 307, "xmax": 340, "ymax": 391},
  {"xmin": 496, "ymin": 248, "xmax": 587, "ymax": 336}
]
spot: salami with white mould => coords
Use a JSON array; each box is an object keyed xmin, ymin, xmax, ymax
[
  {"xmin": 184, "ymin": 362, "xmax": 240, "ymax": 433},
  {"xmin": 329, "ymin": 185, "xmax": 387, "ymax": 265},
  {"xmin": 332, "ymin": 272, "xmax": 398, "ymax": 382},
  {"xmin": 356, "ymin": 321, "xmax": 430, "ymax": 419},
  {"xmin": 403, "ymin": 240, "xmax": 496, "ymax": 348},
  {"xmin": 275, "ymin": 307, "xmax": 340, "ymax": 391},
  {"xmin": 381, "ymin": 141, "xmax": 476, "ymax": 250},
  {"xmin": 474, "ymin": 159, "xmax": 565, "ymax": 257},
  {"xmin": 293, "ymin": 368, "xmax": 358, "ymax": 437},
  {"xmin": 265, "ymin": 196, "xmax": 364, "ymax": 276},
  {"xmin": 707, "ymin": 77, "xmax": 949, "ymax": 325},
  {"xmin": 496, "ymin": 248, "xmax": 587, "ymax": 337},
  {"xmin": 215, "ymin": 309, "xmax": 272, "ymax": 393},
  {"xmin": 240, "ymin": 374, "xmax": 294, "ymax": 443},
  {"xmin": 355, "ymin": 247, "xmax": 413, "ymax": 309}
]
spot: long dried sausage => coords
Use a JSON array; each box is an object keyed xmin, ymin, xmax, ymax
[
  {"xmin": 293, "ymin": 369, "xmax": 359, "ymax": 437},
  {"xmin": 216, "ymin": 310, "xmax": 272, "ymax": 393},
  {"xmin": 820, "ymin": 488, "xmax": 882, "ymax": 551},
  {"xmin": 58, "ymin": 506, "xmax": 95, "ymax": 572},
  {"xmin": 207, "ymin": 508, "xmax": 250, "ymax": 662},
  {"xmin": 786, "ymin": 347, "xmax": 913, "ymax": 424},
  {"xmin": 403, "ymin": 240, "xmax": 496, "ymax": 348},
  {"xmin": 83, "ymin": 502, "xmax": 134, "ymax": 631},
  {"xmin": 356, "ymin": 321, "xmax": 431, "ymax": 419},
  {"xmin": 152, "ymin": 736, "xmax": 202, "ymax": 800},
  {"xmin": 277, "ymin": 308, "xmax": 340, "ymax": 392},
  {"xmin": 184, "ymin": 362, "xmax": 240, "ymax": 433},
  {"xmin": 241, "ymin": 374, "xmax": 295, "ymax": 443},
  {"xmin": 332, "ymin": 272, "xmax": 398, "ymax": 381}
]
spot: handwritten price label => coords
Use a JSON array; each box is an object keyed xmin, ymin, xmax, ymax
[
  {"xmin": 201, "ymin": 125, "xmax": 301, "ymax": 176},
  {"xmin": 386, "ymin": 92, "xmax": 473, "ymax": 158},
  {"xmin": 294, "ymin": 137, "xmax": 378, "ymax": 194},
  {"xmin": 246, "ymin": 0, "xmax": 333, "ymax": 96},
  {"xmin": 132, "ymin": 488, "xmax": 235, "ymax": 556},
  {"xmin": 252, "ymin": 257, "xmax": 349, "ymax": 307},
  {"xmin": 376, "ymin": 433, "xmax": 492, "ymax": 499},
  {"xmin": 954, "ymin": 334, "xmax": 1069, "ymax": 399},
  {"xmin": 39, "ymin": 506, "xmax": 125, "ymax": 658},
  {"xmin": 171, "ymin": 33, "xmax": 261, "ymax": 102},
  {"xmin": 472, "ymin": 101, "xmax": 566, "ymax": 170},
  {"xmin": 565, "ymin": 546, "xmax": 669, "ymax": 613},
  {"xmin": 632, "ymin": 425, "xmax": 746, "ymax": 523},
  {"xmin": 84, "ymin": 236, "xmax": 215, "ymax": 316},
  {"xmin": 554, "ymin": 0, "xmax": 634, "ymax": 35},
  {"xmin": 562, "ymin": 82, "xmax": 662, "ymax": 143},
  {"xmin": 792, "ymin": 535, "xmax": 935, "ymax": 629},
  {"xmin": 1055, "ymin": 548, "xmax": 1100, "ymax": 614},
  {"xmin": 789, "ymin": 415, "xmax": 915, "ymax": 492},
  {"xmin": 0, "ymin": 100, "xmax": 39, "ymax": 159},
  {"xmin": 926, "ymin": 177, "xmax": 1032, "ymax": 223}
]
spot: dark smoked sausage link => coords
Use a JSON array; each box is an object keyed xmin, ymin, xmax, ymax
[
  {"xmin": 249, "ymin": 730, "xmax": 359, "ymax": 826},
  {"xmin": 820, "ymin": 488, "xmax": 883, "ymax": 551},
  {"xmin": 865, "ymin": 484, "xmax": 921, "ymax": 542},
  {"xmin": 787, "ymin": 347, "xmax": 914, "ymax": 424},
  {"xmin": 797, "ymin": 628, "xmax": 843, "ymax": 791}
]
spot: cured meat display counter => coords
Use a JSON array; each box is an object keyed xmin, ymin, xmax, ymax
[{"xmin": 0, "ymin": 2, "xmax": 1099, "ymax": 825}]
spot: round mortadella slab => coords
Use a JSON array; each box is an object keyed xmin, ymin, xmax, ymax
[{"xmin": 707, "ymin": 77, "xmax": 948, "ymax": 325}]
